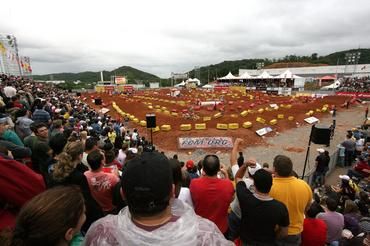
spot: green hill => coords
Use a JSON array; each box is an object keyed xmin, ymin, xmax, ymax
[{"xmin": 33, "ymin": 66, "xmax": 160, "ymax": 84}]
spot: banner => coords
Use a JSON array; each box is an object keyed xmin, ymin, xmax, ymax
[
  {"xmin": 336, "ymin": 92, "xmax": 370, "ymax": 98},
  {"xmin": 178, "ymin": 137, "xmax": 233, "ymax": 149},
  {"xmin": 115, "ymin": 76, "xmax": 126, "ymax": 85}
]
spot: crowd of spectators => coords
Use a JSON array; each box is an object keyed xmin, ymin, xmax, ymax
[
  {"xmin": 338, "ymin": 76, "xmax": 370, "ymax": 92},
  {"xmin": 0, "ymin": 74, "xmax": 369, "ymax": 245}
]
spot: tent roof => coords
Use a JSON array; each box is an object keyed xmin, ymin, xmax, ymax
[
  {"xmin": 256, "ymin": 71, "xmax": 273, "ymax": 79},
  {"xmin": 238, "ymin": 71, "xmax": 254, "ymax": 79},
  {"xmin": 274, "ymin": 69, "xmax": 303, "ymax": 79},
  {"xmin": 219, "ymin": 72, "xmax": 237, "ymax": 80}
]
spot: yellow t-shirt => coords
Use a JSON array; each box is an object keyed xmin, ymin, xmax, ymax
[{"xmin": 269, "ymin": 176, "xmax": 312, "ymax": 235}]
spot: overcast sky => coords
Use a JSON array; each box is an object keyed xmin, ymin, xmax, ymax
[{"xmin": 1, "ymin": 0, "xmax": 369, "ymax": 77}]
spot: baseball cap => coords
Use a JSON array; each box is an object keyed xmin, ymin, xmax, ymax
[
  {"xmin": 339, "ymin": 175, "xmax": 350, "ymax": 181},
  {"xmin": 122, "ymin": 152, "xmax": 173, "ymax": 215},
  {"xmin": 186, "ymin": 160, "xmax": 194, "ymax": 170},
  {"xmin": 248, "ymin": 163, "xmax": 262, "ymax": 176},
  {"xmin": 317, "ymin": 148, "xmax": 325, "ymax": 153}
]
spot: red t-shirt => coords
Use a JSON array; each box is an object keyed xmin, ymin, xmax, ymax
[
  {"xmin": 301, "ymin": 218, "xmax": 327, "ymax": 246},
  {"xmin": 354, "ymin": 162, "xmax": 370, "ymax": 177},
  {"xmin": 84, "ymin": 171, "xmax": 119, "ymax": 212},
  {"xmin": 190, "ymin": 177, "xmax": 234, "ymax": 233}
]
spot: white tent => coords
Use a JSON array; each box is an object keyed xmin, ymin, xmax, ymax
[
  {"xmin": 274, "ymin": 69, "xmax": 303, "ymax": 79},
  {"xmin": 202, "ymin": 84, "xmax": 214, "ymax": 89},
  {"xmin": 320, "ymin": 80, "xmax": 341, "ymax": 90},
  {"xmin": 174, "ymin": 81, "xmax": 186, "ymax": 87},
  {"xmin": 218, "ymin": 72, "xmax": 238, "ymax": 80},
  {"xmin": 238, "ymin": 71, "xmax": 254, "ymax": 79},
  {"xmin": 256, "ymin": 71, "xmax": 273, "ymax": 79}
]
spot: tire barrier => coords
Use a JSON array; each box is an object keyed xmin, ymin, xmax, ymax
[
  {"xmin": 240, "ymin": 110, "xmax": 248, "ymax": 117},
  {"xmin": 161, "ymin": 125, "xmax": 171, "ymax": 131},
  {"xmin": 140, "ymin": 120, "xmax": 147, "ymax": 127},
  {"xmin": 180, "ymin": 124, "xmax": 192, "ymax": 131},
  {"xmin": 152, "ymin": 126, "xmax": 160, "ymax": 133},
  {"xmin": 228, "ymin": 123, "xmax": 239, "ymax": 129},
  {"xmin": 256, "ymin": 117, "xmax": 266, "ymax": 124},
  {"xmin": 277, "ymin": 114, "xmax": 284, "ymax": 119},
  {"xmin": 243, "ymin": 121, "xmax": 253, "ymax": 129},
  {"xmin": 216, "ymin": 123, "xmax": 228, "ymax": 130},
  {"xmin": 269, "ymin": 119, "xmax": 277, "ymax": 125},
  {"xmin": 257, "ymin": 108, "xmax": 264, "ymax": 114},
  {"xmin": 288, "ymin": 116, "xmax": 294, "ymax": 121},
  {"xmin": 171, "ymin": 112, "xmax": 178, "ymax": 117},
  {"xmin": 195, "ymin": 123, "xmax": 207, "ymax": 130},
  {"xmin": 133, "ymin": 118, "xmax": 139, "ymax": 123},
  {"xmin": 148, "ymin": 105, "xmax": 153, "ymax": 109}
]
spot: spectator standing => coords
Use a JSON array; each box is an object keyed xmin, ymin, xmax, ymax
[
  {"xmin": 32, "ymin": 102, "xmax": 51, "ymax": 125},
  {"xmin": 317, "ymin": 197, "xmax": 344, "ymax": 245},
  {"xmin": 312, "ymin": 149, "xmax": 330, "ymax": 187},
  {"xmin": 235, "ymin": 165, "xmax": 289, "ymax": 245},
  {"xmin": 190, "ymin": 155, "xmax": 234, "ymax": 235},
  {"xmin": 0, "ymin": 114, "xmax": 24, "ymax": 147},
  {"xmin": 14, "ymin": 108, "xmax": 33, "ymax": 140},
  {"xmin": 0, "ymin": 187, "xmax": 86, "ymax": 246},
  {"xmin": 343, "ymin": 200, "xmax": 362, "ymax": 236},
  {"xmin": 341, "ymin": 134, "xmax": 356, "ymax": 167},
  {"xmin": 82, "ymin": 137, "xmax": 98, "ymax": 169},
  {"xmin": 186, "ymin": 160, "xmax": 199, "ymax": 180},
  {"xmin": 301, "ymin": 202, "xmax": 327, "ymax": 246},
  {"xmin": 84, "ymin": 152, "xmax": 233, "ymax": 245},
  {"xmin": 24, "ymin": 122, "xmax": 49, "ymax": 153},
  {"xmin": 269, "ymin": 155, "xmax": 313, "ymax": 245},
  {"xmin": 85, "ymin": 150, "xmax": 119, "ymax": 214}
]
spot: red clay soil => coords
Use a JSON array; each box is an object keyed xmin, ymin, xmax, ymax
[{"xmin": 84, "ymin": 88, "xmax": 351, "ymax": 153}]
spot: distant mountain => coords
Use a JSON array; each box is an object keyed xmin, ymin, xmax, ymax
[
  {"xmin": 187, "ymin": 48, "xmax": 370, "ymax": 83},
  {"xmin": 33, "ymin": 66, "xmax": 160, "ymax": 83}
]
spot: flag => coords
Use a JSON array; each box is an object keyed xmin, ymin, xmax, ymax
[
  {"xmin": 361, "ymin": 66, "xmax": 366, "ymax": 70},
  {"xmin": 0, "ymin": 42, "xmax": 6, "ymax": 53}
]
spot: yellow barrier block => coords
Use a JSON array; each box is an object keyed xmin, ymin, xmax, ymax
[
  {"xmin": 213, "ymin": 112, "xmax": 222, "ymax": 119},
  {"xmin": 285, "ymin": 104, "xmax": 292, "ymax": 109},
  {"xmin": 163, "ymin": 110, "xmax": 171, "ymax": 115},
  {"xmin": 129, "ymin": 115, "xmax": 135, "ymax": 120},
  {"xmin": 305, "ymin": 110, "xmax": 314, "ymax": 116},
  {"xmin": 216, "ymin": 123, "xmax": 228, "ymax": 130},
  {"xmin": 321, "ymin": 107, "xmax": 328, "ymax": 112},
  {"xmin": 155, "ymin": 109, "xmax": 162, "ymax": 113},
  {"xmin": 258, "ymin": 108, "xmax": 264, "ymax": 113},
  {"xmin": 280, "ymin": 104, "xmax": 285, "ymax": 108},
  {"xmin": 148, "ymin": 105, "xmax": 153, "ymax": 109},
  {"xmin": 120, "ymin": 112, "xmax": 126, "ymax": 117},
  {"xmin": 161, "ymin": 106, "xmax": 167, "ymax": 111},
  {"xmin": 228, "ymin": 123, "xmax": 239, "ymax": 129},
  {"xmin": 242, "ymin": 121, "xmax": 253, "ymax": 129},
  {"xmin": 139, "ymin": 120, "xmax": 147, "ymax": 127},
  {"xmin": 180, "ymin": 124, "xmax": 192, "ymax": 131},
  {"xmin": 161, "ymin": 125, "xmax": 171, "ymax": 131},
  {"xmin": 277, "ymin": 114, "xmax": 284, "ymax": 119},
  {"xmin": 231, "ymin": 114, "xmax": 238, "ymax": 118},
  {"xmin": 155, "ymin": 105, "xmax": 161, "ymax": 109},
  {"xmin": 288, "ymin": 116, "xmax": 294, "ymax": 121},
  {"xmin": 240, "ymin": 110, "xmax": 248, "ymax": 117},
  {"xmin": 269, "ymin": 119, "xmax": 277, "ymax": 125},
  {"xmin": 195, "ymin": 123, "xmax": 207, "ymax": 130},
  {"xmin": 133, "ymin": 118, "xmax": 139, "ymax": 123},
  {"xmin": 316, "ymin": 109, "xmax": 322, "ymax": 113},
  {"xmin": 323, "ymin": 104, "xmax": 329, "ymax": 108},
  {"xmin": 256, "ymin": 117, "xmax": 266, "ymax": 124},
  {"xmin": 152, "ymin": 126, "xmax": 160, "ymax": 133},
  {"xmin": 203, "ymin": 116, "xmax": 211, "ymax": 122},
  {"xmin": 171, "ymin": 112, "xmax": 178, "ymax": 117},
  {"xmin": 248, "ymin": 109, "xmax": 254, "ymax": 114}
]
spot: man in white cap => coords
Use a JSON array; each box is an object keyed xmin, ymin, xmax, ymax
[{"xmin": 312, "ymin": 148, "xmax": 330, "ymax": 187}]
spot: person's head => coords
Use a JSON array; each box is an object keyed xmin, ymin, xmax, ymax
[
  {"xmin": 104, "ymin": 149, "xmax": 116, "ymax": 164},
  {"xmin": 87, "ymin": 149, "xmax": 105, "ymax": 171},
  {"xmin": 169, "ymin": 158, "xmax": 182, "ymax": 198},
  {"xmin": 306, "ymin": 201, "xmax": 324, "ymax": 218},
  {"xmin": 325, "ymin": 197, "xmax": 338, "ymax": 212},
  {"xmin": 34, "ymin": 122, "xmax": 49, "ymax": 139},
  {"xmin": 121, "ymin": 143, "xmax": 128, "ymax": 151},
  {"xmin": 253, "ymin": 169, "xmax": 273, "ymax": 194},
  {"xmin": 15, "ymin": 108, "xmax": 27, "ymax": 119},
  {"xmin": 202, "ymin": 155, "xmax": 220, "ymax": 176},
  {"xmin": 7, "ymin": 186, "xmax": 85, "ymax": 246},
  {"xmin": 49, "ymin": 133, "xmax": 67, "ymax": 156},
  {"xmin": 344, "ymin": 200, "xmax": 359, "ymax": 214},
  {"xmin": 273, "ymin": 155, "xmax": 293, "ymax": 177},
  {"xmin": 84, "ymin": 137, "xmax": 98, "ymax": 152},
  {"xmin": 263, "ymin": 163, "xmax": 269, "ymax": 168},
  {"xmin": 53, "ymin": 141, "xmax": 84, "ymax": 181},
  {"xmin": 185, "ymin": 160, "xmax": 195, "ymax": 172},
  {"xmin": 122, "ymin": 152, "xmax": 173, "ymax": 218}
]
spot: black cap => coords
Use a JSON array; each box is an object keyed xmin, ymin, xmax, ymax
[{"xmin": 122, "ymin": 152, "xmax": 173, "ymax": 216}]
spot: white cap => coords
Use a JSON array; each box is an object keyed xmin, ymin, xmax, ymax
[
  {"xmin": 339, "ymin": 175, "xmax": 350, "ymax": 181},
  {"xmin": 317, "ymin": 148, "xmax": 325, "ymax": 153},
  {"xmin": 128, "ymin": 147, "xmax": 138, "ymax": 154},
  {"xmin": 248, "ymin": 163, "xmax": 262, "ymax": 176}
]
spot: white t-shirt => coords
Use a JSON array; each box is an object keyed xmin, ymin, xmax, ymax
[
  {"xmin": 117, "ymin": 149, "xmax": 127, "ymax": 165},
  {"xmin": 178, "ymin": 187, "xmax": 194, "ymax": 208}
]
